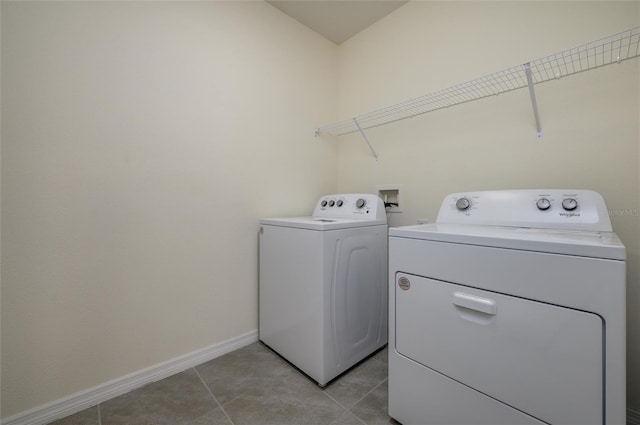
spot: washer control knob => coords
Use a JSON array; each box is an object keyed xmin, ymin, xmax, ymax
[
  {"xmin": 536, "ymin": 198, "xmax": 551, "ymax": 211},
  {"xmin": 356, "ymin": 198, "xmax": 366, "ymax": 209},
  {"xmin": 321, "ymin": 200, "xmax": 328, "ymax": 207},
  {"xmin": 562, "ymin": 198, "xmax": 578, "ymax": 211},
  {"xmin": 336, "ymin": 200, "xmax": 344, "ymax": 207},
  {"xmin": 329, "ymin": 200, "xmax": 335, "ymax": 207},
  {"xmin": 456, "ymin": 197, "xmax": 471, "ymax": 211}
]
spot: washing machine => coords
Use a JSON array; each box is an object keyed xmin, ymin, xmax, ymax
[
  {"xmin": 259, "ymin": 193, "xmax": 388, "ymax": 386},
  {"xmin": 388, "ymin": 189, "xmax": 626, "ymax": 425}
]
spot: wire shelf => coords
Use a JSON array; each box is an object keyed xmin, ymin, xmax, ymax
[{"xmin": 316, "ymin": 26, "xmax": 640, "ymax": 136}]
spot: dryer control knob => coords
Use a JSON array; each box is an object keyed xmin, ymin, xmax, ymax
[
  {"xmin": 329, "ymin": 200, "xmax": 335, "ymax": 207},
  {"xmin": 336, "ymin": 200, "xmax": 344, "ymax": 207},
  {"xmin": 456, "ymin": 197, "xmax": 471, "ymax": 211},
  {"xmin": 562, "ymin": 198, "xmax": 578, "ymax": 211},
  {"xmin": 356, "ymin": 198, "xmax": 366, "ymax": 209},
  {"xmin": 536, "ymin": 198, "xmax": 551, "ymax": 211}
]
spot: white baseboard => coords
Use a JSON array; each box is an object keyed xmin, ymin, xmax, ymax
[
  {"xmin": 629, "ymin": 407, "xmax": 640, "ymax": 425},
  {"xmin": 1, "ymin": 330, "xmax": 258, "ymax": 425}
]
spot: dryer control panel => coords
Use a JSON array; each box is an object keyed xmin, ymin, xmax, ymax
[
  {"xmin": 436, "ymin": 189, "xmax": 612, "ymax": 232},
  {"xmin": 313, "ymin": 194, "xmax": 386, "ymax": 220}
]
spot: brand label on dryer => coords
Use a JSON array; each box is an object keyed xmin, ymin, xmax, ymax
[{"xmin": 398, "ymin": 276, "xmax": 411, "ymax": 291}]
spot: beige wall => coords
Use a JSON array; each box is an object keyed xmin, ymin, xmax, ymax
[
  {"xmin": 1, "ymin": 1, "xmax": 337, "ymax": 418},
  {"xmin": 3, "ymin": 0, "xmax": 640, "ymax": 420},
  {"xmin": 336, "ymin": 1, "xmax": 640, "ymax": 410}
]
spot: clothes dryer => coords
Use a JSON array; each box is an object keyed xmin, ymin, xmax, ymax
[
  {"xmin": 260, "ymin": 194, "xmax": 387, "ymax": 386},
  {"xmin": 388, "ymin": 190, "xmax": 625, "ymax": 425}
]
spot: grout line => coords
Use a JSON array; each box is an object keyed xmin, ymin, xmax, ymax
[
  {"xmin": 321, "ymin": 390, "xmax": 350, "ymax": 411},
  {"xmin": 217, "ymin": 392, "xmax": 247, "ymax": 408},
  {"xmin": 347, "ymin": 377, "xmax": 388, "ymax": 412},
  {"xmin": 370, "ymin": 377, "xmax": 388, "ymax": 393},
  {"xmin": 345, "ymin": 410, "xmax": 368, "ymax": 425},
  {"xmin": 328, "ymin": 377, "xmax": 387, "ymax": 425},
  {"xmin": 193, "ymin": 367, "xmax": 236, "ymax": 425},
  {"xmin": 97, "ymin": 404, "xmax": 101, "ymax": 425},
  {"xmin": 321, "ymin": 370, "xmax": 388, "ymax": 421}
]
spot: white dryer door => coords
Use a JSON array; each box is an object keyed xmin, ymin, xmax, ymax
[{"xmin": 395, "ymin": 273, "xmax": 603, "ymax": 425}]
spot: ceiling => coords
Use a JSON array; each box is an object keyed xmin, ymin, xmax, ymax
[{"xmin": 266, "ymin": 1, "xmax": 408, "ymax": 44}]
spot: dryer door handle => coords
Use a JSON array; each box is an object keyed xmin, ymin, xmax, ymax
[{"xmin": 453, "ymin": 292, "xmax": 497, "ymax": 315}]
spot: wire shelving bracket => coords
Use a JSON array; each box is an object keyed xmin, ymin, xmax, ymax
[
  {"xmin": 315, "ymin": 26, "xmax": 640, "ymax": 154},
  {"xmin": 352, "ymin": 117, "xmax": 378, "ymax": 161},
  {"xmin": 524, "ymin": 62, "xmax": 543, "ymax": 139}
]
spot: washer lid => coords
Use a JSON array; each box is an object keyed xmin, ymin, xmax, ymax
[
  {"xmin": 261, "ymin": 216, "xmax": 387, "ymax": 230},
  {"xmin": 389, "ymin": 223, "xmax": 626, "ymax": 260}
]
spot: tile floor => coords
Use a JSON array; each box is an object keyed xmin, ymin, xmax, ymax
[{"xmin": 48, "ymin": 342, "xmax": 395, "ymax": 425}]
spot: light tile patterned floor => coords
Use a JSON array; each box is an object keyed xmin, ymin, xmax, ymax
[{"xmin": 48, "ymin": 342, "xmax": 394, "ymax": 425}]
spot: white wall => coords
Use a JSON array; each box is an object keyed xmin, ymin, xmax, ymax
[
  {"xmin": 3, "ymin": 0, "xmax": 640, "ymax": 420},
  {"xmin": 336, "ymin": 0, "xmax": 640, "ymax": 410},
  {"xmin": 1, "ymin": 1, "xmax": 337, "ymax": 418}
]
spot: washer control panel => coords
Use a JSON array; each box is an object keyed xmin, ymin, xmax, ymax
[
  {"xmin": 437, "ymin": 189, "xmax": 613, "ymax": 232},
  {"xmin": 313, "ymin": 194, "xmax": 386, "ymax": 220}
]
